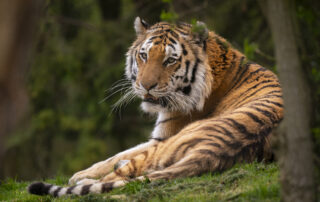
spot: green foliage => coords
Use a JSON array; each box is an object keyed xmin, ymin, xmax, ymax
[
  {"xmin": 243, "ymin": 38, "xmax": 258, "ymax": 61},
  {"xmin": 160, "ymin": 10, "xmax": 179, "ymax": 23},
  {"xmin": 160, "ymin": 0, "xmax": 178, "ymax": 23},
  {"xmin": 190, "ymin": 19, "xmax": 207, "ymax": 36},
  {"xmin": 3, "ymin": 0, "xmax": 152, "ymax": 179},
  {"xmin": 0, "ymin": 163, "xmax": 280, "ymax": 201}
]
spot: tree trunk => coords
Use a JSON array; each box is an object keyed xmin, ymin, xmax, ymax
[
  {"xmin": 259, "ymin": 0, "xmax": 315, "ymax": 201},
  {"xmin": 0, "ymin": 0, "xmax": 43, "ymax": 179}
]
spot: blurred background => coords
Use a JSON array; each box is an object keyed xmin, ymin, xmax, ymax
[{"xmin": 0, "ymin": 0, "xmax": 319, "ymax": 182}]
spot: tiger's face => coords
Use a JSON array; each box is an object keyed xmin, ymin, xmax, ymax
[{"xmin": 125, "ymin": 17, "xmax": 212, "ymax": 114}]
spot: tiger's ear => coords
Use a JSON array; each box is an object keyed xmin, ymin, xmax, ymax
[
  {"xmin": 134, "ymin": 17, "xmax": 149, "ymax": 35},
  {"xmin": 192, "ymin": 21, "xmax": 208, "ymax": 42}
]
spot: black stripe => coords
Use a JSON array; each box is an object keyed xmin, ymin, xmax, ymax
[
  {"xmin": 202, "ymin": 126, "xmax": 234, "ymax": 139},
  {"xmin": 81, "ymin": 184, "xmax": 92, "ymax": 195},
  {"xmin": 181, "ymin": 44, "xmax": 188, "ymax": 55},
  {"xmin": 175, "ymin": 28, "xmax": 189, "ymax": 35},
  {"xmin": 169, "ymin": 30, "xmax": 179, "ymax": 38},
  {"xmin": 131, "ymin": 75, "xmax": 137, "ymax": 81},
  {"xmin": 66, "ymin": 185, "xmax": 76, "ymax": 194},
  {"xmin": 190, "ymin": 59, "xmax": 200, "ymax": 83},
  {"xmin": 243, "ymin": 111, "xmax": 265, "ymax": 126},
  {"xmin": 224, "ymin": 118, "xmax": 257, "ymax": 139},
  {"xmin": 231, "ymin": 56, "xmax": 245, "ymax": 77},
  {"xmin": 239, "ymin": 84, "xmax": 282, "ymax": 105},
  {"xmin": 226, "ymin": 57, "xmax": 246, "ymax": 92},
  {"xmin": 168, "ymin": 37, "xmax": 177, "ymax": 44},
  {"xmin": 221, "ymin": 52, "xmax": 227, "ymax": 65},
  {"xmin": 174, "ymin": 64, "xmax": 181, "ymax": 73},
  {"xmin": 148, "ymin": 35, "xmax": 163, "ymax": 41},
  {"xmin": 182, "ymin": 85, "xmax": 191, "ymax": 95},
  {"xmin": 131, "ymin": 75, "xmax": 136, "ymax": 81},
  {"xmin": 102, "ymin": 182, "xmax": 114, "ymax": 193},
  {"xmin": 43, "ymin": 184, "xmax": 53, "ymax": 194},
  {"xmin": 251, "ymin": 102, "xmax": 277, "ymax": 112},
  {"xmin": 243, "ymin": 92, "xmax": 283, "ymax": 108},
  {"xmin": 196, "ymin": 149, "xmax": 218, "ymax": 158},
  {"xmin": 152, "ymin": 29, "xmax": 166, "ymax": 35},
  {"xmin": 265, "ymin": 90, "xmax": 282, "ymax": 95},
  {"xmin": 184, "ymin": 60, "xmax": 190, "ymax": 79},
  {"xmin": 160, "ymin": 138, "xmax": 212, "ymax": 168},
  {"xmin": 205, "ymin": 142, "xmax": 221, "ymax": 148},
  {"xmin": 231, "ymin": 61, "xmax": 250, "ymax": 88},
  {"xmin": 226, "ymin": 118, "xmax": 277, "ymax": 139},
  {"xmin": 250, "ymin": 106, "xmax": 277, "ymax": 124},
  {"xmin": 177, "ymin": 22, "xmax": 192, "ymax": 28},
  {"xmin": 215, "ymin": 37, "xmax": 229, "ymax": 50},
  {"xmin": 214, "ymin": 125, "xmax": 236, "ymax": 139},
  {"xmin": 150, "ymin": 137, "xmax": 165, "ymax": 141},
  {"xmin": 206, "ymin": 134, "xmax": 242, "ymax": 149},
  {"xmin": 159, "ymin": 97, "xmax": 169, "ymax": 108},
  {"xmin": 168, "ymin": 43, "xmax": 175, "ymax": 50},
  {"xmin": 260, "ymin": 94, "xmax": 283, "ymax": 99},
  {"xmin": 203, "ymin": 40, "xmax": 207, "ymax": 51},
  {"xmin": 53, "ymin": 187, "xmax": 62, "ymax": 197},
  {"xmin": 179, "ymin": 138, "xmax": 213, "ymax": 155},
  {"xmin": 233, "ymin": 67, "xmax": 269, "ymax": 90},
  {"xmin": 259, "ymin": 99, "xmax": 283, "ymax": 107},
  {"xmin": 242, "ymin": 80, "xmax": 278, "ymax": 95}
]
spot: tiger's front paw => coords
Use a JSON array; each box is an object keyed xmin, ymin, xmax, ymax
[{"xmin": 69, "ymin": 170, "xmax": 98, "ymax": 185}]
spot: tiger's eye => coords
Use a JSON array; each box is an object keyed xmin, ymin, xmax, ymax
[
  {"xmin": 140, "ymin": 52, "xmax": 147, "ymax": 60},
  {"xmin": 167, "ymin": 57, "xmax": 176, "ymax": 64}
]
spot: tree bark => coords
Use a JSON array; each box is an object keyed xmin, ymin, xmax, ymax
[
  {"xmin": 0, "ymin": 0, "xmax": 43, "ymax": 179},
  {"xmin": 259, "ymin": 0, "xmax": 315, "ymax": 201}
]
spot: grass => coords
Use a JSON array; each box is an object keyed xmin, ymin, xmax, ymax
[{"xmin": 0, "ymin": 162, "xmax": 280, "ymax": 201}]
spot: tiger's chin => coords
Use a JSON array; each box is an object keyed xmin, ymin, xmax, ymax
[{"xmin": 141, "ymin": 102, "xmax": 168, "ymax": 114}]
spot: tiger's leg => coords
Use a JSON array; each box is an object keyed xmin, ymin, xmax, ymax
[
  {"xmin": 85, "ymin": 152, "xmax": 219, "ymax": 193},
  {"xmin": 69, "ymin": 140, "xmax": 157, "ymax": 185},
  {"xmin": 97, "ymin": 144, "xmax": 215, "ymax": 183},
  {"xmin": 145, "ymin": 151, "xmax": 219, "ymax": 180}
]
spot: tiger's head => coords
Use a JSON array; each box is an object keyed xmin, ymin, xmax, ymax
[{"xmin": 125, "ymin": 17, "xmax": 213, "ymax": 114}]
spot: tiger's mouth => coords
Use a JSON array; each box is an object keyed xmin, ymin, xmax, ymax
[
  {"xmin": 143, "ymin": 94, "xmax": 168, "ymax": 107},
  {"xmin": 143, "ymin": 94, "xmax": 159, "ymax": 104}
]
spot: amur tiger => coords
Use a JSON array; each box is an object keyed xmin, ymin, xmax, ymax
[{"xmin": 28, "ymin": 17, "xmax": 283, "ymax": 197}]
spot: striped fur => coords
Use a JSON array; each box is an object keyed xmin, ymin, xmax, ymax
[{"xmin": 28, "ymin": 17, "xmax": 283, "ymax": 197}]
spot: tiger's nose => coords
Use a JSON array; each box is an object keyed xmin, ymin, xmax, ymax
[{"xmin": 141, "ymin": 82, "xmax": 158, "ymax": 91}]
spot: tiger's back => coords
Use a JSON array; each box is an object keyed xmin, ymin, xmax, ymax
[{"xmin": 28, "ymin": 17, "xmax": 283, "ymax": 197}]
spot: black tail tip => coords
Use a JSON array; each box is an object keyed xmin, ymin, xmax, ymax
[{"xmin": 28, "ymin": 182, "xmax": 46, "ymax": 195}]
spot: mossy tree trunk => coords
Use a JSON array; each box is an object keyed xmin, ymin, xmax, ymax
[
  {"xmin": 0, "ymin": 0, "xmax": 43, "ymax": 179},
  {"xmin": 259, "ymin": 0, "xmax": 316, "ymax": 201}
]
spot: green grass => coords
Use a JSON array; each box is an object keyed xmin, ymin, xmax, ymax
[{"xmin": 0, "ymin": 162, "xmax": 279, "ymax": 201}]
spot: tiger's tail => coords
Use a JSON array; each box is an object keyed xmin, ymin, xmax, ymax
[{"xmin": 27, "ymin": 181, "xmax": 125, "ymax": 197}]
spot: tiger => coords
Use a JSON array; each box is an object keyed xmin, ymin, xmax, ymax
[{"xmin": 28, "ymin": 17, "xmax": 283, "ymax": 197}]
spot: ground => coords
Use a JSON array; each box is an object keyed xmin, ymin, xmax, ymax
[{"xmin": 0, "ymin": 162, "xmax": 279, "ymax": 201}]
